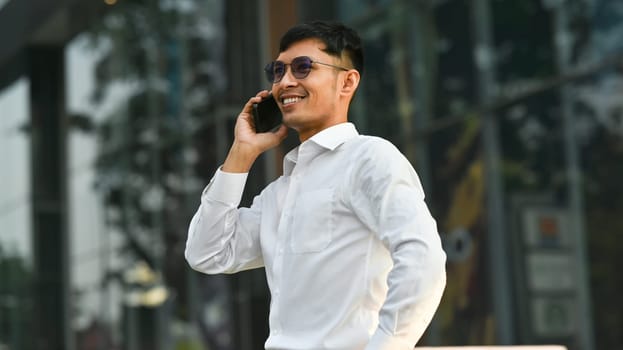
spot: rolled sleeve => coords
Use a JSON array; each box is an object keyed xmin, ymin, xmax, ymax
[
  {"xmin": 202, "ymin": 168, "xmax": 249, "ymax": 205},
  {"xmin": 186, "ymin": 167, "xmax": 263, "ymax": 274}
]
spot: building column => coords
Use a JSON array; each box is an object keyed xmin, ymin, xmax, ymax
[
  {"xmin": 550, "ymin": 1, "xmax": 595, "ymax": 349},
  {"xmin": 29, "ymin": 45, "xmax": 71, "ymax": 350},
  {"xmin": 471, "ymin": 0, "xmax": 515, "ymax": 344}
]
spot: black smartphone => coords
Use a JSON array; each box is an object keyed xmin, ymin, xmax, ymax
[{"xmin": 252, "ymin": 94, "xmax": 283, "ymax": 133}]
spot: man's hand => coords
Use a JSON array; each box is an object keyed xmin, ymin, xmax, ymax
[{"xmin": 222, "ymin": 90, "xmax": 288, "ymax": 173}]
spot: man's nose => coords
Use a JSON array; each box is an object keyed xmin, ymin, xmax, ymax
[{"xmin": 278, "ymin": 66, "xmax": 298, "ymax": 87}]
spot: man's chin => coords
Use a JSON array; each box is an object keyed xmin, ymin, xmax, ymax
[{"xmin": 281, "ymin": 114, "xmax": 300, "ymax": 128}]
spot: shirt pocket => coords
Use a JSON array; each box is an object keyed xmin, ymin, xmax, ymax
[{"xmin": 290, "ymin": 188, "xmax": 334, "ymax": 253}]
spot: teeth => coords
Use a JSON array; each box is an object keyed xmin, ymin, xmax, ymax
[{"xmin": 282, "ymin": 97, "xmax": 301, "ymax": 105}]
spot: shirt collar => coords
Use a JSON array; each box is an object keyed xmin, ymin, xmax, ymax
[
  {"xmin": 309, "ymin": 122, "xmax": 359, "ymax": 150},
  {"xmin": 284, "ymin": 122, "xmax": 359, "ymax": 175}
]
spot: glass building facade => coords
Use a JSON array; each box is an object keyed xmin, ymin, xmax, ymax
[{"xmin": 1, "ymin": 0, "xmax": 622, "ymax": 349}]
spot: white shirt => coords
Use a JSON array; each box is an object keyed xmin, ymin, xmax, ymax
[{"xmin": 186, "ymin": 122, "xmax": 446, "ymax": 350}]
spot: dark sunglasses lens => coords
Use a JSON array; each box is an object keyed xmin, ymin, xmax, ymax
[
  {"xmin": 273, "ymin": 62, "xmax": 286, "ymax": 82},
  {"xmin": 264, "ymin": 62, "xmax": 275, "ymax": 83},
  {"xmin": 291, "ymin": 57, "xmax": 312, "ymax": 79},
  {"xmin": 264, "ymin": 61, "xmax": 285, "ymax": 83}
]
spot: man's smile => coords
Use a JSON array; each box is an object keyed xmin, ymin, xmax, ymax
[{"xmin": 282, "ymin": 96, "xmax": 303, "ymax": 105}]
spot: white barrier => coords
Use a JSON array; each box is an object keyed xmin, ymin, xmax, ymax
[{"xmin": 418, "ymin": 346, "xmax": 567, "ymax": 350}]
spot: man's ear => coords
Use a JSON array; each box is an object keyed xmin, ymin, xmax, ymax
[{"xmin": 340, "ymin": 70, "xmax": 360, "ymax": 97}]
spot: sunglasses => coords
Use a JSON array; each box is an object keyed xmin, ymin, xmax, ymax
[{"xmin": 264, "ymin": 56, "xmax": 350, "ymax": 84}]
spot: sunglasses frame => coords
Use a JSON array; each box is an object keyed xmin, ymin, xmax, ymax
[{"xmin": 264, "ymin": 56, "xmax": 350, "ymax": 84}]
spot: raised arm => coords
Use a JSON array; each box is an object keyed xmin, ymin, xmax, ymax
[
  {"xmin": 185, "ymin": 91, "xmax": 288, "ymax": 273},
  {"xmin": 222, "ymin": 90, "xmax": 288, "ymax": 173}
]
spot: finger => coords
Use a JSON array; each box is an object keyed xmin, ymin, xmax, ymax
[
  {"xmin": 274, "ymin": 124, "xmax": 288, "ymax": 138},
  {"xmin": 242, "ymin": 95, "xmax": 263, "ymax": 113},
  {"xmin": 256, "ymin": 90, "xmax": 270, "ymax": 98},
  {"xmin": 247, "ymin": 95, "xmax": 263, "ymax": 106}
]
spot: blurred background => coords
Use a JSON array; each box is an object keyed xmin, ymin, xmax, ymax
[{"xmin": 0, "ymin": 0, "xmax": 622, "ymax": 349}]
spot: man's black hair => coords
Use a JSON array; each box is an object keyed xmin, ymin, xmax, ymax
[{"xmin": 279, "ymin": 20, "xmax": 364, "ymax": 76}]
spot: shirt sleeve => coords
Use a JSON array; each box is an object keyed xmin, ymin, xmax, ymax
[
  {"xmin": 185, "ymin": 168, "xmax": 265, "ymax": 274},
  {"xmin": 349, "ymin": 140, "xmax": 447, "ymax": 350}
]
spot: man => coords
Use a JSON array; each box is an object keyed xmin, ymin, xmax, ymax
[{"xmin": 185, "ymin": 20, "xmax": 446, "ymax": 350}]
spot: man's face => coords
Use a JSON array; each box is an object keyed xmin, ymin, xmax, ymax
[{"xmin": 272, "ymin": 38, "xmax": 347, "ymax": 140}]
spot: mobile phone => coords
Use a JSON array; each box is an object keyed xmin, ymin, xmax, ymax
[{"xmin": 252, "ymin": 94, "xmax": 283, "ymax": 133}]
